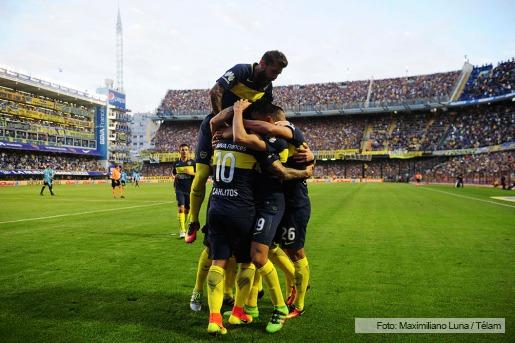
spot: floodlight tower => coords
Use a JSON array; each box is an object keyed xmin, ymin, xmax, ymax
[{"xmin": 116, "ymin": 6, "xmax": 124, "ymax": 92}]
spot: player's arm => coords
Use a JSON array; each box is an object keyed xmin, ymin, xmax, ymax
[
  {"xmin": 267, "ymin": 161, "xmax": 314, "ymax": 181},
  {"xmin": 209, "ymin": 106, "xmax": 234, "ymax": 132},
  {"xmin": 232, "ymin": 99, "xmax": 267, "ymax": 152},
  {"xmin": 209, "ymin": 83, "xmax": 224, "ymax": 115},
  {"xmin": 243, "ymin": 120, "xmax": 294, "ymax": 140},
  {"xmin": 292, "ymin": 143, "xmax": 315, "ymax": 164}
]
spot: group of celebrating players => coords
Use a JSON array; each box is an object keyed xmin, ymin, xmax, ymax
[{"xmin": 170, "ymin": 51, "xmax": 315, "ymax": 335}]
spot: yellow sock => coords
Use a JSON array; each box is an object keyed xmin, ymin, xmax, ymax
[
  {"xmin": 258, "ymin": 260, "xmax": 286, "ymax": 307},
  {"xmin": 188, "ymin": 163, "xmax": 210, "ymax": 223},
  {"xmin": 234, "ymin": 263, "xmax": 255, "ymax": 308},
  {"xmin": 269, "ymin": 246, "xmax": 295, "ymax": 297},
  {"xmin": 194, "ymin": 248, "xmax": 211, "ymax": 293},
  {"xmin": 246, "ymin": 271, "xmax": 260, "ymax": 307},
  {"xmin": 207, "ymin": 265, "xmax": 225, "ymax": 314},
  {"xmin": 224, "ymin": 256, "xmax": 237, "ymax": 298},
  {"xmin": 179, "ymin": 212, "xmax": 186, "ymax": 233},
  {"xmin": 293, "ymin": 257, "xmax": 310, "ymax": 311}
]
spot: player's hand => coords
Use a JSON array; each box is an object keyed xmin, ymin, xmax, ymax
[
  {"xmin": 212, "ymin": 130, "xmax": 222, "ymax": 149},
  {"xmin": 233, "ymin": 99, "xmax": 251, "ymax": 113},
  {"xmin": 305, "ymin": 163, "xmax": 315, "ymax": 178},
  {"xmin": 293, "ymin": 143, "xmax": 315, "ymax": 163},
  {"xmin": 275, "ymin": 120, "xmax": 291, "ymax": 127}
]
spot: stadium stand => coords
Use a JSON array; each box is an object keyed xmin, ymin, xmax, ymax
[
  {"xmin": 159, "ymin": 70, "xmax": 461, "ymax": 116},
  {"xmin": 0, "ymin": 150, "xmax": 106, "ymax": 172},
  {"xmin": 459, "ymin": 59, "xmax": 515, "ymax": 100},
  {"xmin": 149, "ymin": 57, "xmax": 514, "ymax": 184}
]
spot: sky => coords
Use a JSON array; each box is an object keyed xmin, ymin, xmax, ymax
[{"xmin": 0, "ymin": 0, "xmax": 513, "ymax": 112}]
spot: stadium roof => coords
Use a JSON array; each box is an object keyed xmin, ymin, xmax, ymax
[{"xmin": 0, "ymin": 68, "xmax": 105, "ymax": 107}]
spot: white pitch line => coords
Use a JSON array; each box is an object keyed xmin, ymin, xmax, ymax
[
  {"xmin": 3, "ymin": 197, "xmax": 169, "ymax": 204},
  {"xmin": 0, "ymin": 201, "xmax": 174, "ymax": 225},
  {"xmin": 422, "ymin": 187, "xmax": 515, "ymax": 209}
]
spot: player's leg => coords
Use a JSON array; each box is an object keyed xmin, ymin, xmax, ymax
[
  {"xmin": 223, "ymin": 256, "xmax": 236, "ymax": 305},
  {"xmin": 269, "ymin": 245, "xmax": 295, "ymax": 301},
  {"xmin": 251, "ymin": 203, "xmax": 288, "ymax": 333},
  {"xmin": 40, "ymin": 182, "xmax": 46, "ymax": 195},
  {"xmin": 49, "ymin": 183, "xmax": 55, "ymax": 196},
  {"xmin": 186, "ymin": 163, "xmax": 211, "ymax": 242},
  {"xmin": 176, "ymin": 191, "xmax": 187, "ymax": 238},
  {"xmin": 280, "ymin": 206, "xmax": 311, "ymax": 318},
  {"xmin": 228, "ymin": 215, "xmax": 255, "ymax": 326},
  {"xmin": 206, "ymin": 212, "xmax": 230, "ymax": 335},
  {"xmin": 111, "ymin": 180, "xmax": 117, "ymax": 198},
  {"xmin": 190, "ymin": 246, "xmax": 212, "ymax": 312},
  {"xmin": 120, "ymin": 182, "xmax": 125, "ymax": 198}
]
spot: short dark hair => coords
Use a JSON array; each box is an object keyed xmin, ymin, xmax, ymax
[
  {"xmin": 245, "ymin": 99, "xmax": 285, "ymax": 122},
  {"xmin": 261, "ymin": 50, "xmax": 288, "ymax": 68},
  {"xmin": 179, "ymin": 143, "xmax": 190, "ymax": 149}
]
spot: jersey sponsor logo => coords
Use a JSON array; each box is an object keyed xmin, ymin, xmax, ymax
[{"xmin": 268, "ymin": 137, "xmax": 276, "ymax": 143}]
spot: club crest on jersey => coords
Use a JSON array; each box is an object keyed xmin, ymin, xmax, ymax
[
  {"xmin": 268, "ymin": 137, "xmax": 277, "ymax": 143},
  {"xmin": 200, "ymin": 151, "xmax": 207, "ymax": 159},
  {"xmin": 223, "ymin": 71, "xmax": 235, "ymax": 83}
]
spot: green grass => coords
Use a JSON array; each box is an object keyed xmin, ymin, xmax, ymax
[{"xmin": 0, "ymin": 182, "xmax": 513, "ymax": 342}]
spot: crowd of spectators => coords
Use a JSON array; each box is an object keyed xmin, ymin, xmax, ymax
[
  {"xmin": 442, "ymin": 104, "xmax": 514, "ymax": 150},
  {"xmin": 370, "ymin": 71, "xmax": 460, "ymax": 103},
  {"xmin": 460, "ymin": 59, "xmax": 515, "ymax": 100},
  {"xmin": 273, "ymin": 81, "xmax": 369, "ymax": 110},
  {"xmin": 159, "ymin": 71, "xmax": 461, "ymax": 115},
  {"xmin": 141, "ymin": 163, "xmax": 173, "ymax": 177},
  {"xmin": 0, "ymin": 150, "xmax": 106, "ymax": 172},
  {"xmin": 152, "ymin": 102, "xmax": 514, "ymax": 156},
  {"xmin": 313, "ymin": 151, "xmax": 513, "ymax": 184},
  {"xmin": 289, "ymin": 116, "xmax": 365, "ymax": 150},
  {"xmin": 152, "ymin": 120, "xmax": 198, "ymax": 152},
  {"xmin": 425, "ymin": 151, "xmax": 513, "ymax": 183},
  {"xmin": 365, "ymin": 116, "xmax": 391, "ymax": 151}
]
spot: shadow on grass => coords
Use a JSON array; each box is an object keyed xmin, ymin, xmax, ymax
[{"xmin": 0, "ymin": 286, "xmax": 222, "ymax": 341}]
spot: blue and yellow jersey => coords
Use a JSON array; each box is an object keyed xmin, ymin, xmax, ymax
[
  {"xmin": 210, "ymin": 138, "xmax": 268, "ymax": 212},
  {"xmin": 255, "ymin": 136, "xmax": 289, "ymax": 198},
  {"xmin": 282, "ymin": 123, "xmax": 310, "ymax": 208},
  {"xmin": 173, "ymin": 158, "xmax": 195, "ymax": 193},
  {"xmin": 195, "ymin": 112, "xmax": 215, "ymax": 165},
  {"xmin": 217, "ymin": 63, "xmax": 273, "ymax": 109}
]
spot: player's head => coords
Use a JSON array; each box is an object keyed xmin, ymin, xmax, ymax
[
  {"xmin": 117, "ymin": 165, "xmax": 122, "ymax": 170},
  {"xmin": 256, "ymin": 50, "xmax": 288, "ymax": 83},
  {"xmin": 179, "ymin": 143, "xmax": 190, "ymax": 159},
  {"xmin": 246, "ymin": 99, "xmax": 286, "ymax": 123}
]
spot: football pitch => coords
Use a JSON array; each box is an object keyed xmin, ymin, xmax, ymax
[{"xmin": 0, "ymin": 182, "xmax": 513, "ymax": 342}]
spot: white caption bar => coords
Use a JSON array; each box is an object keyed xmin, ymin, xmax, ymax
[{"xmin": 355, "ymin": 318, "xmax": 505, "ymax": 333}]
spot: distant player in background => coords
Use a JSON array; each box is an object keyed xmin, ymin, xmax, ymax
[
  {"xmin": 455, "ymin": 173, "xmax": 464, "ymax": 188},
  {"xmin": 415, "ymin": 172, "xmax": 422, "ymax": 186},
  {"xmin": 120, "ymin": 168, "xmax": 127, "ymax": 198},
  {"xmin": 132, "ymin": 170, "xmax": 140, "ymax": 187},
  {"xmin": 111, "ymin": 165, "xmax": 122, "ymax": 198},
  {"xmin": 40, "ymin": 165, "xmax": 55, "ymax": 196},
  {"xmin": 172, "ymin": 144, "xmax": 195, "ymax": 239}
]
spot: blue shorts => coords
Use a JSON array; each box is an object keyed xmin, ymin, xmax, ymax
[
  {"xmin": 175, "ymin": 191, "xmax": 190, "ymax": 208},
  {"xmin": 208, "ymin": 207, "xmax": 254, "ymax": 263},
  {"xmin": 276, "ymin": 201, "xmax": 311, "ymax": 250},
  {"xmin": 252, "ymin": 193, "xmax": 285, "ymax": 246}
]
